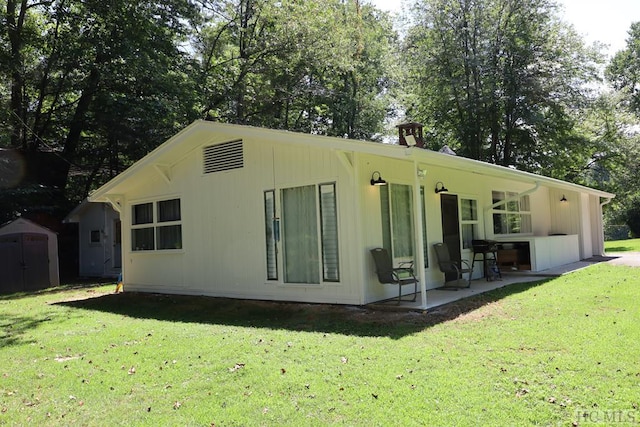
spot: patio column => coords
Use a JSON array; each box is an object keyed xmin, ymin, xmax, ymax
[{"xmin": 412, "ymin": 160, "xmax": 427, "ymax": 308}]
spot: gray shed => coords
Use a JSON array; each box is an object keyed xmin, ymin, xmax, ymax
[{"xmin": 0, "ymin": 218, "xmax": 60, "ymax": 293}]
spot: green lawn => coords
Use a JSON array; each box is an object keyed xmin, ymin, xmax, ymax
[
  {"xmin": 605, "ymin": 237, "xmax": 640, "ymax": 253},
  {"xmin": 1, "ymin": 263, "xmax": 639, "ymax": 426}
]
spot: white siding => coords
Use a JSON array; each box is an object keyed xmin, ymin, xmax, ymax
[{"xmin": 120, "ymin": 136, "xmax": 362, "ymax": 304}]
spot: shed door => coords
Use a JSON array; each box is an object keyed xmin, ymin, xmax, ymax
[
  {"xmin": 113, "ymin": 220, "xmax": 122, "ymax": 269},
  {"xmin": 0, "ymin": 234, "xmax": 24, "ymax": 293},
  {"xmin": 22, "ymin": 233, "xmax": 50, "ymax": 290},
  {"xmin": 0, "ymin": 233, "xmax": 49, "ymax": 293}
]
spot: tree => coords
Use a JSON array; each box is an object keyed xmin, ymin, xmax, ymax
[
  {"xmin": 1, "ymin": 0, "xmax": 200, "ymax": 203},
  {"xmin": 606, "ymin": 22, "xmax": 640, "ymax": 115},
  {"xmin": 402, "ymin": 0, "xmax": 602, "ymax": 172},
  {"xmin": 193, "ymin": 0, "xmax": 395, "ymax": 138},
  {"xmin": 604, "ymin": 22, "xmax": 640, "ymax": 235}
]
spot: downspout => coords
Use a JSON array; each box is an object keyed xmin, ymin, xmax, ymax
[
  {"xmin": 485, "ymin": 181, "xmax": 540, "ymax": 213},
  {"xmin": 412, "ymin": 160, "xmax": 427, "ymax": 309},
  {"xmin": 599, "ymin": 197, "xmax": 613, "ymax": 256}
]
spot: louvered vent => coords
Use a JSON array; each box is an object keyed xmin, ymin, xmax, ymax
[{"xmin": 203, "ymin": 139, "xmax": 244, "ymax": 174}]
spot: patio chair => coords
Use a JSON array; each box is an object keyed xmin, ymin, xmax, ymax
[
  {"xmin": 433, "ymin": 242, "xmax": 473, "ymax": 289},
  {"xmin": 370, "ymin": 248, "xmax": 418, "ymax": 303}
]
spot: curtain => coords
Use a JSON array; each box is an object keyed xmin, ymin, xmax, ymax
[
  {"xmin": 391, "ymin": 184, "xmax": 414, "ymax": 258},
  {"xmin": 282, "ymin": 185, "xmax": 319, "ymax": 284},
  {"xmin": 158, "ymin": 199, "xmax": 181, "ymax": 222}
]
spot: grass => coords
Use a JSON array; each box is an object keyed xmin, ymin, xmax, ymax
[
  {"xmin": 1, "ymin": 264, "xmax": 639, "ymax": 426},
  {"xmin": 605, "ymin": 237, "xmax": 640, "ymax": 253}
]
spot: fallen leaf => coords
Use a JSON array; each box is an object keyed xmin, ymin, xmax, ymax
[
  {"xmin": 173, "ymin": 401, "xmax": 181, "ymax": 410},
  {"xmin": 228, "ymin": 363, "xmax": 245, "ymax": 372}
]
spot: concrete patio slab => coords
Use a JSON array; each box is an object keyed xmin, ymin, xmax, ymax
[{"xmin": 369, "ymin": 253, "xmax": 636, "ymax": 312}]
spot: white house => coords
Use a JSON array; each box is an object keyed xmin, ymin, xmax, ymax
[
  {"xmin": 64, "ymin": 200, "xmax": 122, "ymax": 278},
  {"xmin": 0, "ymin": 217, "xmax": 60, "ymax": 292},
  {"xmin": 89, "ymin": 121, "xmax": 614, "ymax": 308}
]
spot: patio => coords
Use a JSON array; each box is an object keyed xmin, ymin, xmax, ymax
[{"xmin": 370, "ymin": 255, "xmax": 617, "ymax": 311}]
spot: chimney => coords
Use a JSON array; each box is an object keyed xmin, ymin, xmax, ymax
[{"xmin": 396, "ymin": 122, "xmax": 425, "ymax": 148}]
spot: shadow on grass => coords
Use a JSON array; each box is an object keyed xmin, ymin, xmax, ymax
[
  {"xmin": 0, "ymin": 278, "xmax": 115, "ymax": 301},
  {"xmin": 605, "ymin": 246, "xmax": 634, "ymax": 253},
  {"xmin": 55, "ymin": 279, "xmax": 553, "ymax": 339},
  {"xmin": 0, "ymin": 314, "xmax": 49, "ymax": 347}
]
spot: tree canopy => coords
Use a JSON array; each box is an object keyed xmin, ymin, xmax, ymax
[{"xmin": 1, "ymin": 0, "xmax": 639, "ymax": 233}]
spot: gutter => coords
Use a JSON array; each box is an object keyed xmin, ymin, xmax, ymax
[{"xmin": 485, "ymin": 181, "xmax": 540, "ymax": 212}]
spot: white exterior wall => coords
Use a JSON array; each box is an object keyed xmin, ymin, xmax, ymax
[
  {"xmin": 359, "ymin": 157, "xmax": 594, "ymax": 301},
  {"xmin": 90, "ymin": 122, "xmax": 612, "ymax": 306},
  {"xmin": 119, "ymin": 135, "xmax": 363, "ymax": 304}
]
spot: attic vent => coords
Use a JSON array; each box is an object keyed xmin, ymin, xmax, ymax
[{"xmin": 203, "ymin": 139, "xmax": 244, "ymax": 174}]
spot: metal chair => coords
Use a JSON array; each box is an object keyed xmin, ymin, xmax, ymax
[
  {"xmin": 370, "ymin": 248, "xmax": 418, "ymax": 303},
  {"xmin": 433, "ymin": 242, "xmax": 473, "ymax": 288}
]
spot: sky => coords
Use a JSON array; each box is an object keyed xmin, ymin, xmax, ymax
[{"xmin": 371, "ymin": 0, "xmax": 640, "ymax": 57}]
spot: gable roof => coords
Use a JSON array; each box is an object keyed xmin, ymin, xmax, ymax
[
  {"xmin": 90, "ymin": 120, "xmax": 615, "ymax": 201},
  {"xmin": 0, "ymin": 217, "xmax": 57, "ymax": 235}
]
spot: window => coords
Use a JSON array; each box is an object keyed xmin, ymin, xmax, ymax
[
  {"xmin": 492, "ymin": 191, "xmax": 532, "ymax": 235},
  {"xmin": 264, "ymin": 191, "xmax": 278, "ymax": 280},
  {"xmin": 380, "ymin": 184, "xmax": 414, "ymax": 262},
  {"xmin": 420, "ymin": 187, "xmax": 429, "ymax": 268},
  {"xmin": 263, "ymin": 183, "xmax": 339, "ymax": 284},
  {"xmin": 319, "ymin": 184, "xmax": 339, "ymax": 282},
  {"xmin": 90, "ymin": 230, "xmax": 101, "ymax": 244},
  {"xmin": 131, "ymin": 198, "xmax": 182, "ymax": 251},
  {"xmin": 460, "ymin": 198, "xmax": 478, "ymax": 249}
]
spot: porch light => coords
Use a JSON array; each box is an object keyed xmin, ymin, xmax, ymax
[
  {"xmin": 370, "ymin": 171, "xmax": 387, "ymax": 186},
  {"xmin": 435, "ymin": 181, "xmax": 448, "ymax": 194},
  {"xmin": 560, "ymin": 194, "xmax": 567, "ymax": 202}
]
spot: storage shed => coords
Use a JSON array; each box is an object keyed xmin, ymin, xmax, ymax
[
  {"xmin": 0, "ymin": 218, "xmax": 60, "ymax": 293},
  {"xmin": 64, "ymin": 200, "xmax": 121, "ymax": 278}
]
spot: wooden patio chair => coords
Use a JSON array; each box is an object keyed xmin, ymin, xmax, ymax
[
  {"xmin": 433, "ymin": 242, "xmax": 473, "ymax": 289},
  {"xmin": 370, "ymin": 248, "xmax": 418, "ymax": 303}
]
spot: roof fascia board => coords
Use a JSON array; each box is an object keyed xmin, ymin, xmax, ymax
[{"xmin": 90, "ymin": 121, "xmax": 614, "ymax": 200}]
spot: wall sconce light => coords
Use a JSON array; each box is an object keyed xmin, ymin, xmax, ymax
[
  {"xmin": 435, "ymin": 181, "xmax": 448, "ymax": 194},
  {"xmin": 560, "ymin": 195, "xmax": 567, "ymax": 202},
  {"xmin": 370, "ymin": 171, "xmax": 387, "ymax": 186}
]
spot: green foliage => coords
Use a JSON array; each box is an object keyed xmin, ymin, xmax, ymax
[
  {"xmin": 193, "ymin": 0, "xmax": 395, "ymax": 139},
  {"xmin": 606, "ymin": 22, "xmax": 640, "ymax": 115},
  {"xmin": 402, "ymin": 0, "xmax": 603, "ymax": 171}
]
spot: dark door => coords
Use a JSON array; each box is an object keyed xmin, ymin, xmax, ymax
[
  {"xmin": 0, "ymin": 234, "xmax": 24, "ymax": 293},
  {"xmin": 440, "ymin": 194, "xmax": 461, "ymax": 282},
  {"xmin": 113, "ymin": 220, "xmax": 122, "ymax": 269},
  {"xmin": 22, "ymin": 233, "xmax": 50, "ymax": 291},
  {"xmin": 0, "ymin": 233, "xmax": 49, "ymax": 293}
]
